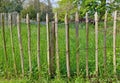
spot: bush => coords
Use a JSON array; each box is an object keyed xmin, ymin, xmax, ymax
[
  {"xmin": 21, "ymin": 5, "xmax": 37, "ymax": 20},
  {"xmin": 21, "ymin": 3, "xmax": 53, "ymax": 21}
]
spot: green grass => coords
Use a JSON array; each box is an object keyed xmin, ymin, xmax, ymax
[
  {"xmin": 0, "ymin": 21, "xmax": 120, "ymax": 82},
  {"xmin": 0, "ymin": 79, "xmax": 28, "ymax": 83}
]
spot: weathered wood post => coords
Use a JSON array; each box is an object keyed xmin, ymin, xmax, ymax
[
  {"xmin": 55, "ymin": 13, "xmax": 60, "ymax": 78},
  {"xmin": 113, "ymin": 11, "xmax": 117, "ymax": 77},
  {"xmin": 65, "ymin": 13, "xmax": 70, "ymax": 79},
  {"xmin": 37, "ymin": 13, "xmax": 41, "ymax": 78},
  {"xmin": 26, "ymin": 14, "xmax": 32, "ymax": 77},
  {"xmin": 86, "ymin": 12, "xmax": 89, "ymax": 78},
  {"xmin": 4, "ymin": 13, "xmax": 8, "ymax": 27},
  {"xmin": 1, "ymin": 13, "xmax": 8, "ymax": 78},
  {"xmin": 50, "ymin": 21, "xmax": 55, "ymax": 78},
  {"xmin": 75, "ymin": 12, "xmax": 80, "ymax": 76},
  {"xmin": 95, "ymin": 12, "xmax": 98, "ymax": 77},
  {"xmin": 12, "ymin": 12, "xmax": 17, "ymax": 26},
  {"xmin": 46, "ymin": 13, "xmax": 51, "ymax": 76},
  {"xmin": 9, "ymin": 13, "xmax": 17, "ymax": 76},
  {"xmin": 103, "ymin": 11, "xmax": 107, "ymax": 76},
  {"xmin": 17, "ymin": 14, "xmax": 24, "ymax": 77}
]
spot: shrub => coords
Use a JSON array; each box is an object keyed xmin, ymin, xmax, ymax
[{"xmin": 21, "ymin": 5, "xmax": 37, "ymax": 20}]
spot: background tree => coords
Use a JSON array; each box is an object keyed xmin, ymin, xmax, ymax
[
  {"xmin": 0, "ymin": 0, "xmax": 25, "ymax": 13},
  {"xmin": 0, "ymin": 0, "xmax": 11, "ymax": 12},
  {"xmin": 21, "ymin": 1, "xmax": 52, "ymax": 21},
  {"xmin": 21, "ymin": 5, "xmax": 37, "ymax": 19},
  {"xmin": 54, "ymin": 0, "xmax": 120, "ymax": 21},
  {"xmin": 46, "ymin": 0, "xmax": 53, "ymax": 20},
  {"xmin": 34, "ymin": 0, "xmax": 40, "ymax": 13},
  {"xmin": 11, "ymin": 0, "xmax": 25, "ymax": 13},
  {"xmin": 53, "ymin": 0, "xmax": 77, "ymax": 21}
]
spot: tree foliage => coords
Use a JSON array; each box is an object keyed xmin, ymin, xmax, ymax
[
  {"xmin": 21, "ymin": 5, "xmax": 36, "ymax": 19},
  {"xmin": 0, "ymin": 0, "xmax": 24, "ymax": 13},
  {"xmin": 55, "ymin": 0, "xmax": 120, "ymax": 21},
  {"xmin": 21, "ymin": 2, "xmax": 52, "ymax": 21},
  {"xmin": 54, "ymin": 0, "xmax": 78, "ymax": 21}
]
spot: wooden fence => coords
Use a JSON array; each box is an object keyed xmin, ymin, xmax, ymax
[{"xmin": 0, "ymin": 11, "xmax": 119, "ymax": 79}]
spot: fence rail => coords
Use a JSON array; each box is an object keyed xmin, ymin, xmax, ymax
[{"xmin": 0, "ymin": 11, "xmax": 119, "ymax": 80}]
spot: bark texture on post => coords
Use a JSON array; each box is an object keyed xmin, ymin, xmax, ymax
[
  {"xmin": 75, "ymin": 12, "xmax": 80, "ymax": 76},
  {"xmin": 95, "ymin": 12, "xmax": 98, "ymax": 77},
  {"xmin": 50, "ymin": 21, "xmax": 55, "ymax": 78},
  {"xmin": 103, "ymin": 11, "xmax": 107, "ymax": 76},
  {"xmin": 17, "ymin": 14, "xmax": 24, "ymax": 77},
  {"xmin": 46, "ymin": 13, "xmax": 51, "ymax": 76},
  {"xmin": 37, "ymin": 13, "xmax": 41, "ymax": 78},
  {"xmin": 9, "ymin": 13, "xmax": 17, "ymax": 76},
  {"xmin": 26, "ymin": 14, "xmax": 32, "ymax": 77},
  {"xmin": 65, "ymin": 13, "xmax": 70, "ymax": 79},
  {"xmin": 55, "ymin": 13, "xmax": 60, "ymax": 78},
  {"xmin": 86, "ymin": 13, "xmax": 89, "ymax": 78},
  {"xmin": 113, "ymin": 11, "xmax": 117, "ymax": 76}
]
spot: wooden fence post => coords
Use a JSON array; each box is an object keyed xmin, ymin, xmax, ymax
[
  {"xmin": 37, "ymin": 13, "xmax": 41, "ymax": 78},
  {"xmin": 113, "ymin": 11, "xmax": 117, "ymax": 77},
  {"xmin": 75, "ymin": 12, "xmax": 80, "ymax": 76},
  {"xmin": 46, "ymin": 13, "xmax": 51, "ymax": 76},
  {"xmin": 65, "ymin": 13, "xmax": 70, "ymax": 79},
  {"xmin": 55, "ymin": 13, "xmax": 60, "ymax": 78},
  {"xmin": 86, "ymin": 13, "xmax": 89, "ymax": 78},
  {"xmin": 50, "ymin": 21, "xmax": 55, "ymax": 78},
  {"xmin": 17, "ymin": 14, "xmax": 24, "ymax": 77},
  {"xmin": 9, "ymin": 13, "xmax": 17, "ymax": 76},
  {"xmin": 26, "ymin": 14, "xmax": 32, "ymax": 77},
  {"xmin": 95, "ymin": 12, "xmax": 98, "ymax": 77},
  {"xmin": 1, "ymin": 13, "xmax": 8, "ymax": 78},
  {"xmin": 12, "ymin": 12, "xmax": 17, "ymax": 26},
  {"xmin": 103, "ymin": 11, "xmax": 107, "ymax": 76}
]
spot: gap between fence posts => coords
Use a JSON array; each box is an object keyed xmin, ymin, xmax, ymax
[
  {"xmin": 103, "ymin": 11, "xmax": 107, "ymax": 76},
  {"xmin": 113, "ymin": 11, "xmax": 117, "ymax": 77},
  {"xmin": 37, "ymin": 13, "xmax": 41, "ymax": 78},
  {"xmin": 26, "ymin": 14, "xmax": 32, "ymax": 77},
  {"xmin": 65, "ymin": 13, "xmax": 70, "ymax": 79},
  {"xmin": 95, "ymin": 12, "xmax": 98, "ymax": 77},
  {"xmin": 1, "ymin": 13, "xmax": 8, "ymax": 78},
  {"xmin": 46, "ymin": 13, "xmax": 51, "ymax": 77},
  {"xmin": 17, "ymin": 14, "xmax": 24, "ymax": 77},
  {"xmin": 55, "ymin": 13, "xmax": 60, "ymax": 78},
  {"xmin": 9, "ymin": 13, "xmax": 17, "ymax": 76},
  {"xmin": 86, "ymin": 13, "xmax": 89, "ymax": 78},
  {"xmin": 75, "ymin": 12, "xmax": 80, "ymax": 76}
]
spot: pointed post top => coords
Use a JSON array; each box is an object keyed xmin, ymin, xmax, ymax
[
  {"xmin": 95, "ymin": 12, "xmax": 98, "ymax": 22},
  {"xmin": 37, "ymin": 13, "xmax": 40, "ymax": 22},
  {"xmin": 8, "ymin": 13, "xmax": 12, "ymax": 20},
  {"xmin": 75, "ymin": 12, "xmax": 79, "ymax": 22},
  {"xmin": 86, "ymin": 12, "xmax": 88, "ymax": 23},
  {"xmin": 65, "ymin": 13, "xmax": 68, "ymax": 24},
  {"xmin": 17, "ymin": 13, "xmax": 20, "ymax": 23},
  {"xmin": 55, "ymin": 13, "xmax": 58, "ymax": 23},
  {"xmin": 26, "ymin": 14, "xmax": 29, "ymax": 24},
  {"xmin": 104, "ymin": 11, "xmax": 107, "ymax": 22},
  {"xmin": 114, "ymin": 11, "xmax": 117, "ymax": 21},
  {"xmin": 46, "ymin": 13, "xmax": 49, "ymax": 23}
]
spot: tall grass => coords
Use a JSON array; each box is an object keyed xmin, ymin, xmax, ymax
[{"xmin": 0, "ymin": 21, "xmax": 120, "ymax": 82}]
